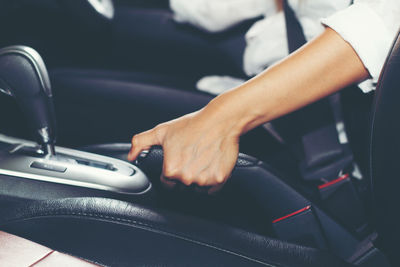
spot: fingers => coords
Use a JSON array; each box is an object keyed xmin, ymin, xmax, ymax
[
  {"xmin": 127, "ymin": 128, "xmax": 161, "ymax": 161},
  {"xmin": 160, "ymin": 167, "xmax": 228, "ymax": 194},
  {"xmin": 161, "ymin": 173, "xmax": 217, "ymax": 194},
  {"xmin": 207, "ymin": 179, "xmax": 228, "ymax": 195},
  {"xmin": 127, "ymin": 112, "xmax": 237, "ymax": 195},
  {"xmin": 160, "ymin": 175, "xmax": 177, "ymax": 189}
]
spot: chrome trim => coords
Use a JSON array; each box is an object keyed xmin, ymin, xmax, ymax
[
  {"xmin": 87, "ymin": 0, "xmax": 114, "ymax": 19},
  {"xmin": 0, "ymin": 87, "xmax": 12, "ymax": 96},
  {"xmin": 0, "ymin": 134, "xmax": 151, "ymax": 195},
  {"xmin": 37, "ymin": 127, "xmax": 56, "ymax": 156},
  {"xmin": 43, "ymin": 144, "xmax": 56, "ymax": 156},
  {"xmin": 38, "ymin": 127, "xmax": 51, "ymax": 143}
]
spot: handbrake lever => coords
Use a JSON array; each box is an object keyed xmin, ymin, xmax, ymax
[{"xmin": 136, "ymin": 146, "xmax": 259, "ymax": 193}]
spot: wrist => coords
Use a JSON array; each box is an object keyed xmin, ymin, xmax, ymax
[{"xmin": 205, "ymin": 88, "xmax": 267, "ymax": 137}]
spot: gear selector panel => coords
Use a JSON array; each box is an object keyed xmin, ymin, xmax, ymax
[
  {"xmin": 31, "ymin": 161, "xmax": 67, "ymax": 173},
  {"xmin": 0, "ymin": 135, "xmax": 150, "ymax": 195}
]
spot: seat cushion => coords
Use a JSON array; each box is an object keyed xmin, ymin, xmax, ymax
[
  {"xmin": 80, "ymin": 144, "xmax": 364, "ymax": 262},
  {"xmin": 0, "ymin": 197, "xmax": 350, "ymax": 267}
]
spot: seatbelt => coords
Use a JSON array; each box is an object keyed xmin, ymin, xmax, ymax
[
  {"xmin": 281, "ymin": 0, "xmax": 355, "ymax": 181},
  {"xmin": 282, "ymin": 0, "xmax": 307, "ymax": 52},
  {"xmin": 272, "ymin": 3, "xmax": 388, "ymax": 265},
  {"xmin": 280, "ymin": 0, "xmax": 370, "ymax": 237}
]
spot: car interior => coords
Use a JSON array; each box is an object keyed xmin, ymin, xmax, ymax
[{"xmin": 0, "ymin": 1, "xmax": 399, "ymax": 266}]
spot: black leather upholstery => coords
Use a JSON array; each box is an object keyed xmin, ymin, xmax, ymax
[
  {"xmin": 138, "ymin": 146, "xmax": 310, "ymax": 218},
  {"xmin": 81, "ymin": 144, "xmax": 310, "ymax": 219},
  {"xmin": 370, "ymin": 30, "xmax": 400, "ymax": 264},
  {"xmin": 0, "ymin": 197, "xmax": 349, "ymax": 267},
  {"xmin": 5, "ymin": 29, "xmax": 400, "ymax": 267},
  {"xmin": 78, "ymin": 31, "xmax": 400, "ymax": 267},
  {"xmin": 82, "ymin": 145, "xmax": 363, "ymax": 261},
  {"xmin": 80, "ymin": 143, "xmax": 305, "ymax": 234}
]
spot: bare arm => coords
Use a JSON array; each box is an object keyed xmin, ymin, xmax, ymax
[{"xmin": 127, "ymin": 27, "xmax": 369, "ymax": 192}]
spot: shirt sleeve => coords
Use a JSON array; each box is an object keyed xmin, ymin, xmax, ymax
[{"xmin": 321, "ymin": 0, "xmax": 400, "ymax": 92}]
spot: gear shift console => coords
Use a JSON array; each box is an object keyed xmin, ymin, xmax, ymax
[
  {"xmin": 0, "ymin": 46, "xmax": 150, "ymax": 195},
  {"xmin": 0, "ymin": 46, "xmax": 56, "ymax": 155}
]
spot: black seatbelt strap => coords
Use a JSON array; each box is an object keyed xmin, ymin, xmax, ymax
[
  {"xmin": 282, "ymin": 0, "xmax": 307, "ymax": 53},
  {"xmin": 281, "ymin": 0, "xmax": 370, "ymax": 235},
  {"xmin": 277, "ymin": 2, "xmax": 387, "ymax": 265},
  {"xmin": 282, "ymin": 0, "xmax": 353, "ymax": 182}
]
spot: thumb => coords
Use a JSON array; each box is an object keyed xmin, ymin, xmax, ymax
[{"xmin": 127, "ymin": 129, "xmax": 161, "ymax": 161}]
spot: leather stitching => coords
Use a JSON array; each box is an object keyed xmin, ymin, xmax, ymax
[{"xmin": 3, "ymin": 212, "xmax": 281, "ymax": 267}]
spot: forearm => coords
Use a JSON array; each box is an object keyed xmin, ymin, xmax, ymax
[
  {"xmin": 208, "ymin": 27, "xmax": 369, "ymax": 135},
  {"xmin": 128, "ymin": 27, "xmax": 371, "ymax": 189}
]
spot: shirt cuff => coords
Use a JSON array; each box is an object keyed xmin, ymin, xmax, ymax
[{"xmin": 321, "ymin": 3, "xmax": 394, "ymax": 81}]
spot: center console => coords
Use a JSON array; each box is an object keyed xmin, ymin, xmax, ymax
[
  {"xmin": 0, "ymin": 45, "xmax": 151, "ymax": 204},
  {"xmin": 0, "ymin": 134, "xmax": 150, "ymax": 195}
]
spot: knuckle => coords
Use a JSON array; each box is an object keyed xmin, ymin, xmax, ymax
[
  {"xmin": 131, "ymin": 135, "xmax": 140, "ymax": 147},
  {"xmin": 181, "ymin": 176, "xmax": 193, "ymax": 186},
  {"xmin": 182, "ymin": 169, "xmax": 194, "ymax": 180},
  {"xmin": 196, "ymin": 177, "xmax": 208, "ymax": 187},
  {"xmin": 164, "ymin": 163, "xmax": 177, "ymax": 177},
  {"xmin": 164, "ymin": 162, "xmax": 182, "ymax": 178},
  {"xmin": 164, "ymin": 165, "xmax": 179, "ymax": 178},
  {"xmin": 154, "ymin": 124, "xmax": 167, "ymax": 139},
  {"xmin": 215, "ymin": 173, "xmax": 226, "ymax": 184},
  {"xmin": 154, "ymin": 123, "xmax": 165, "ymax": 132}
]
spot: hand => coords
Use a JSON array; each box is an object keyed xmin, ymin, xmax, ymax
[
  {"xmin": 127, "ymin": 105, "xmax": 241, "ymax": 194},
  {"xmin": 128, "ymin": 28, "xmax": 370, "ymax": 193}
]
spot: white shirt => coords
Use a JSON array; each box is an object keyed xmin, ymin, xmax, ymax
[
  {"xmin": 321, "ymin": 0, "xmax": 400, "ymax": 93},
  {"xmin": 172, "ymin": 0, "xmax": 400, "ymax": 94},
  {"xmin": 244, "ymin": 0, "xmax": 351, "ymax": 76},
  {"xmin": 170, "ymin": 0, "xmax": 277, "ymax": 33}
]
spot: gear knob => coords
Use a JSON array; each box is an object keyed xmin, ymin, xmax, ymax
[{"xmin": 0, "ymin": 46, "xmax": 56, "ymax": 155}]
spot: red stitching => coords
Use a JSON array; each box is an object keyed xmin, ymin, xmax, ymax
[
  {"xmin": 272, "ymin": 206, "xmax": 311, "ymax": 224},
  {"xmin": 318, "ymin": 174, "xmax": 350, "ymax": 190}
]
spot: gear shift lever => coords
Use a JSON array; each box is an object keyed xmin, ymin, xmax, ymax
[
  {"xmin": 0, "ymin": 47, "xmax": 150, "ymax": 195},
  {"xmin": 0, "ymin": 46, "xmax": 56, "ymax": 156}
]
